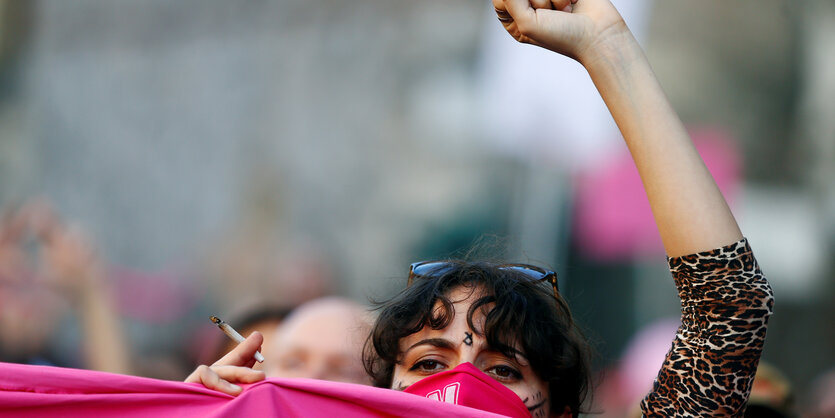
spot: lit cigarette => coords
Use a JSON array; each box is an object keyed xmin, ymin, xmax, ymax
[{"xmin": 210, "ymin": 316, "xmax": 265, "ymax": 363}]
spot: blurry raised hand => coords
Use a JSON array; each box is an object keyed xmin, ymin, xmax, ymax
[
  {"xmin": 0, "ymin": 199, "xmax": 131, "ymax": 373},
  {"xmin": 33, "ymin": 200, "xmax": 133, "ymax": 374}
]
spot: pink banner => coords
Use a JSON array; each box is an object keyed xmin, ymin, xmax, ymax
[
  {"xmin": 573, "ymin": 128, "xmax": 741, "ymax": 260},
  {"xmin": 0, "ymin": 362, "xmax": 508, "ymax": 417}
]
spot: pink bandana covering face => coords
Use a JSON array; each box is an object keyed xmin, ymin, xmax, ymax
[{"xmin": 403, "ymin": 362, "xmax": 532, "ymax": 417}]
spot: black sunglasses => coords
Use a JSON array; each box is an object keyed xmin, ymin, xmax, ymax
[{"xmin": 407, "ymin": 261, "xmax": 559, "ymax": 298}]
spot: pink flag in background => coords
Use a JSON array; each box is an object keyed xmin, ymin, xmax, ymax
[
  {"xmin": 0, "ymin": 362, "xmax": 509, "ymax": 417},
  {"xmin": 573, "ymin": 128, "xmax": 741, "ymax": 261}
]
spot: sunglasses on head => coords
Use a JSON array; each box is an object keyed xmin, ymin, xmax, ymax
[{"xmin": 407, "ymin": 261, "xmax": 559, "ymax": 299}]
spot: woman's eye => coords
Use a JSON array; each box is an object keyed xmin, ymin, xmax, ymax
[
  {"xmin": 409, "ymin": 359, "xmax": 446, "ymax": 374},
  {"xmin": 486, "ymin": 365, "xmax": 522, "ymax": 381}
]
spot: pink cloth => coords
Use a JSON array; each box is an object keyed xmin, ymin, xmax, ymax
[
  {"xmin": 404, "ymin": 362, "xmax": 530, "ymax": 417},
  {"xmin": 0, "ymin": 362, "xmax": 508, "ymax": 417}
]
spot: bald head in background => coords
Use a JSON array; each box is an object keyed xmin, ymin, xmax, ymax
[{"xmin": 264, "ymin": 297, "xmax": 371, "ymax": 385}]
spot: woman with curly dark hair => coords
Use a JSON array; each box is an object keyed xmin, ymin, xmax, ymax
[
  {"xmin": 363, "ymin": 260, "xmax": 591, "ymax": 417},
  {"xmin": 189, "ymin": 1, "xmax": 774, "ymax": 416}
]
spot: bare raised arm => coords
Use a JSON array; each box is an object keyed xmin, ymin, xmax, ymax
[{"xmin": 495, "ymin": 0, "xmax": 742, "ymax": 257}]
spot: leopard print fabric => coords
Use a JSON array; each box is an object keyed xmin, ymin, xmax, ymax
[{"xmin": 641, "ymin": 238, "xmax": 774, "ymax": 417}]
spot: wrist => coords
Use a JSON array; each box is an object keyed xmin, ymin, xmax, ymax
[
  {"xmin": 65, "ymin": 268, "xmax": 107, "ymax": 303},
  {"xmin": 576, "ymin": 22, "xmax": 643, "ymax": 72}
]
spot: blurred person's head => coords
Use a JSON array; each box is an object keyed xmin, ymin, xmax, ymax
[
  {"xmin": 745, "ymin": 362, "xmax": 794, "ymax": 417},
  {"xmin": 364, "ymin": 261, "xmax": 591, "ymax": 417},
  {"xmin": 264, "ymin": 297, "xmax": 371, "ymax": 384},
  {"xmin": 594, "ymin": 318, "xmax": 679, "ymax": 418},
  {"xmin": 803, "ymin": 367, "xmax": 835, "ymax": 418}
]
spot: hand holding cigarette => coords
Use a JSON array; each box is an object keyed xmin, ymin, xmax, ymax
[
  {"xmin": 210, "ymin": 316, "xmax": 265, "ymax": 363},
  {"xmin": 184, "ymin": 324, "xmax": 266, "ymax": 396}
]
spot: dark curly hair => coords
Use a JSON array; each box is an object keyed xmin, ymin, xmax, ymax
[{"xmin": 363, "ymin": 261, "xmax": 592, "ymax": 416}]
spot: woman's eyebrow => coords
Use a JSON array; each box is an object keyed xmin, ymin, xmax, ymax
[
  {"xmin": 405, "ymin": 338, "xmax": 455, "ymax": 352},
  {"xmin": 482, "ymin": 345, "xmax": 529, "ymax": 363}
]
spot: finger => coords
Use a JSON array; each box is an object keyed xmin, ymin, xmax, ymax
[
  {"xmin": 503, "ymin": 0, "xmax": 536, "ymax": 19},
  {"xmin": 549, "ymin": 0, "xmax": 572, "ymax": 12},
  {"xmin": 212, "ymin": 365, "xmax": 266, "ymax": 384},
  {"xmin": 529, "ymin": 0, "xmax": 551, "ymax": 9},
  {"xmin": 185, "ymin": 365, "xmax": 242, "ymax": 396},
  {"xmin": 495, "ymin": 7, "xmax": 513, "ymax": 23},
  {"xmin": 214, "ymin": 331, "xmax": 264, "ymax": 367},
  {"xmin": 493, "ymin": 0, "xmax": 512, "ymax": 22},
  {"xmin": 503, "ymin": 0, "xmax": 537, "ymax": 29}
]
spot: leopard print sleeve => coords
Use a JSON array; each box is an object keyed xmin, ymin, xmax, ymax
[{"xmin": 640, "ymin": 238, "xmax": 774, "ymax": 417}]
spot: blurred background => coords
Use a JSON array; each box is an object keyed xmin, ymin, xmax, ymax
[{"xmin": 0, "ymin": 0, "xmax": 832, "ymax": 416}]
